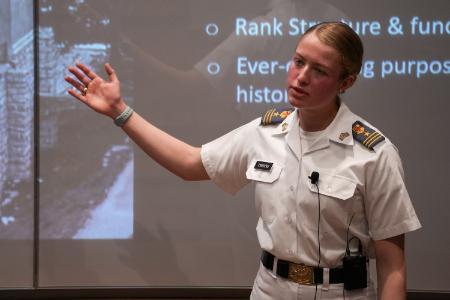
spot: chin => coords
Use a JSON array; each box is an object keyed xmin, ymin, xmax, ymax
[{"xmin": 287, "ymin": 95, "xmax": 307, "ymax": 109}]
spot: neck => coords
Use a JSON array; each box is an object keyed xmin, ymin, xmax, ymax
[{"xmin": 298, "ymin": 99, "xmax": 339, "ymax": 132}]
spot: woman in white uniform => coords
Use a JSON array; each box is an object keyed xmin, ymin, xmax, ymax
[{"xmin": 65, "ymin": 22, "xmax": 421, "ymax": 299}]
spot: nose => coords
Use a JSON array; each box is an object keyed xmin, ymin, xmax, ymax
[{"xmin": 296, "ymin": 66, "xmax": 310, "ymax": 86}]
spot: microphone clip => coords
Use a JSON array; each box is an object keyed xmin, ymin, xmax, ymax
[{"xmin": 309, "ymin": 171, "xmax": 319, "ymax": 185}]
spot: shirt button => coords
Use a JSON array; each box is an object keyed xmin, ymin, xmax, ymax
[
  {"xmin": 285, "ymin": 216, "xmax": 292, "ymax": 223},
  {"xmin": 327, "ymin": 184, "xmax": 332, "ymax": 192},
  {"xmin": 289, "ymin": 185, "xmax": 294, "ymax": 192}
]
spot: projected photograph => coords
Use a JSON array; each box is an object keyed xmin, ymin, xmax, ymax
[
  {"xmin": 39, "ymin": 0, "xmax": 134, "ymax": 239},
  {"xmin": 0, "ymin": 0, "xmax": 34, "ymax": 239}
]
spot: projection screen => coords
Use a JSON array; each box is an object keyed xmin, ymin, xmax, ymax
[{"xmin": 0, "ymin": 0, "xmax": 448, "ymax": 291}]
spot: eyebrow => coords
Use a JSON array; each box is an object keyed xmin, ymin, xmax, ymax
[{"xmin": 293, "ymin": 53, "xmax": 332, "ymax": 72}]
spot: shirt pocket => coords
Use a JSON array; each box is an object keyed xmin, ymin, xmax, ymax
[
  {"xmin": 307, "ymin": 172, "xmax": 357, "ymax": 200},
  {"xmin": 306, "ymin": 172, "xmax": 364, "ymax": 243},
  {"xmin": 303, "ymin": 173, "xmax": 362, "ymax": 265}
]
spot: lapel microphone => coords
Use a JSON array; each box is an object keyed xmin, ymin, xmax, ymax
[{"xmin": 309, "ymin": 171, "xmax": 320, "ymax": 184}]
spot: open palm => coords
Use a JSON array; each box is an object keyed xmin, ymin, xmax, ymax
[{"xmin": 65, "ymin": 63, "xmax": 125, "ymax": 118}]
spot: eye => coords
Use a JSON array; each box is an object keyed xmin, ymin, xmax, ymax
[
  {"xmin": 293, "ymin": 58, "xmax": 304, "ymax": 67},
  {"xmin": 314, "ymin": 67, "xmax": 327, "ymax": 75}
]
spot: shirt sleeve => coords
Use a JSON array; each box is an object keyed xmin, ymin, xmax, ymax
[
  {"xmin": 364, "ymin": 143, "xmax": 422, "ymax": 240},
  {"xmin": 201, "ymin": 118, "xmax": 260, "ymax": 195}
]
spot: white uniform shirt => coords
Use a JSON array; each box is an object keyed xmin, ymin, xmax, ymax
[{"xmin": 201, "ymin": 103, "xmax": 421, "ymax": 268}]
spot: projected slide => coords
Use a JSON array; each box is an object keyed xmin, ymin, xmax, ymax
[
  {"xmin": 0, "ymin": 0, "xmax": 446, "ymax": 289},
  {"xmin": 0, "ymin": 0, "xmax": 444, "ymax": 289},
  {"xmin": 36, "ymin": 0, "xmax": 448, "ymax": 244}
]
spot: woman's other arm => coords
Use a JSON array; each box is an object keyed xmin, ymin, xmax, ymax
[{"xmin": 374, "ymin": 234, "xmax": 406, "ymax": 300}]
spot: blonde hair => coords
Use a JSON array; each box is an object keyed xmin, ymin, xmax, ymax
[{"xmin": 302, "ymin": 22, "xmax": 364, "ymax": 78}]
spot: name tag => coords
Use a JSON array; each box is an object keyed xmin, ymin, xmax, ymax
[{"xmin": 254, "ymin": 161, "xmax": 273, "ymax": 172}]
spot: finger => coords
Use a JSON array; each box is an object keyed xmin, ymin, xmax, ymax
[
  {"xmin": 104, "ymin": 63, "xmax": 118, "ymax": 82},
  {"xmin": 68, "ymin": 66, "xmax": 91, "ymax": 87},
  {"xmin": 67, "ymin": 88, "xmax": 88, "ymax": 103},
  {"xmin": 76, "ymin": 62, "xmax": 99, "ymax": 80},
  {"xmin": 65, "ymin": 76, "xmax": 86, "ymax": 93}
]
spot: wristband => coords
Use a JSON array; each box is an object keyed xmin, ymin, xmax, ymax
[{"xmin": 114, "ymin": 106, "xmax": 134, "ymax": 127}]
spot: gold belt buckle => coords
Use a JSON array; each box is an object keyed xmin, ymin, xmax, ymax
[{"xmin": 288, "ymin": 263, "xmax": 315, "ymax": 285}]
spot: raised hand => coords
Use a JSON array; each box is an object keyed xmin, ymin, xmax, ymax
[
  {"xmin": 65, "ymin": 62, "xmax": 127, "ymax": 119},
  {"xmin": 65, "ymin": 62, "xmax": 208, "ymax": 181}
]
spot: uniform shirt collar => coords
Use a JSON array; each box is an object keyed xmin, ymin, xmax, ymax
[
  {"xmin": 272, "ymin": 102, "xmax": 356, "ymax": 154},
  {"xmin": 326, "ymin": 102, "xmax": 356, "ymax": 146}
]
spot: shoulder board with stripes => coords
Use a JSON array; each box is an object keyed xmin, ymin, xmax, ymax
[
  {"xmin": 352, "ymin": 121, "xmax": 385, "ymax": 150},
  {"xmin": 260, "ymin": 108, "xmax": 294, "ymax": 126}
]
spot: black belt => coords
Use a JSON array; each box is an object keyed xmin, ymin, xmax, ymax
[{"xmin": 261, "ymin": 250, "xmax": 344, "ymax": 285}]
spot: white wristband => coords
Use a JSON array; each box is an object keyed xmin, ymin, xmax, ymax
[{"xmin": 114, "ymin": 106, "xmax": 134, "ymax": 127}]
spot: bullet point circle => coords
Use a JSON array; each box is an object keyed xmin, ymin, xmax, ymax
[
  {"xmin": 207, "ymin": 62, "xmax": 221, "ymax": 75},
  {"xmin": 205, "ymin": 23, "xmax": 219, "ymax": 36}
]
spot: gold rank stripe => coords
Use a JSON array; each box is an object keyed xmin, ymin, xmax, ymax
[
  {"xmin": 363, "ymin": 132, "xmax": 379, "ymax": 146},
  {"xmin": 363, "ymin": 132, "xmax": 380, "ymax": 147},
  {"xmin": 367, "ymin": 135, "xmax": 384, "ymax": 149},
  {"xmin": 363, "ymin": 131, "xmax": 378, "ymax": 145},
  {"xmin": 262, "ymin": 110, "xmax": 269, "ymax": 125},
  {"xmin": 267, "ymin": 108, "xmax": 277, "ymax": 124},
  {"xmin": 268, "ymin": 109, "xmax": 276, "ymax": 124},
  {"xmin": 266, "ymin": 109, "xmax": 275, "ymax": 125},
  {"xmin": 263, "ymin": 109, "xmax": 275, "ymax": 125}
]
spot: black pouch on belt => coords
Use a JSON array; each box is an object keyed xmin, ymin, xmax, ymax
[{"xmin": 343, "ymin": 254, "xmax": 367, "ymax": 290}]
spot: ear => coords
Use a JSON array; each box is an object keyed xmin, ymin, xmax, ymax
[{"xmin": 339, "ymin": 74, "xmax": 357, "ymax": 93}]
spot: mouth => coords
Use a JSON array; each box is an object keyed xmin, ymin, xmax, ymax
[{"xmin": 289, "ymin": 86, "xmax": 309, "ymax": 97}]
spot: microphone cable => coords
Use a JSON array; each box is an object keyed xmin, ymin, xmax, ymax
[{"xmin": 313, "ymin": 180, "xmax": 321, "ymax": 300}]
